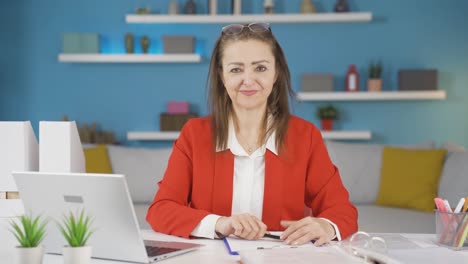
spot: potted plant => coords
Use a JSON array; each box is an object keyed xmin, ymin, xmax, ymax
[
  {"xmin": 316, "ymin": 105, "xmax": 338, "ymax": 131},
  {"xmin": 10, "ymin": 214, "xmax": 47, "ymax": 264},
  {"xmin": 368, "ymin": 61, "xmax": 383, "ymax": 92},
  {"xmin": 58, "ymin": 209, "xmax": 94, "ymax": 264}
]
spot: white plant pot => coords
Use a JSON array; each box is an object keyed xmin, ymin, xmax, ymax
[
  {"xmin": 63, "ymin": 246, "xmax": 92, "ymax": 264},
  {"xmin": 16, "ymin": 246, "xmax": 44, "ymax": 264}
]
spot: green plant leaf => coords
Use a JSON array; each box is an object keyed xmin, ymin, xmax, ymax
[
  {"xmin": 59, "ymin": 209, "xmax": 94, "ymax": 247},
  {"xmin": 316, "ymin": 105, "xmax": 338, "ymax": 120},
  {"xmin": 10, "ymin": 214, "xmax": 47, "ymax": 248}
]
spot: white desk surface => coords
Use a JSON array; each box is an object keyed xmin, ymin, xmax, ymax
[{"xmin": 1, "ymin": 226, "xmax": 468, "ymax": 264}]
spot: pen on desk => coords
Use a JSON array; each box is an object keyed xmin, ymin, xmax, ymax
[
  {"xmin": 263, "ymin": 233, "xmax": 281, "ymax": 240},
  {"xmin": 263, "ymin": 233, "xmax": 316, "ymax": 244}
]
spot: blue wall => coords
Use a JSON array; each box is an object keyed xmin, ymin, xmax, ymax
[{"xmin": 1, "ymin": 0, "xmax": 467, "ymax": 147}]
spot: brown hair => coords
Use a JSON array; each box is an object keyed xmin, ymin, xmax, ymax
[{"xmin": 207, "ymin": 26, "xmax": 295, "ymax": 153}]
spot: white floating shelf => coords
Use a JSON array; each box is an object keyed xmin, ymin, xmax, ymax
[
  {"xmin": 322, "ymin": 130, "xmax": 371, "ymax": 140},
  {"xmin": 297, "ymin": 90, "xmax": 447, "ymax": 101},
  {"xmin": 126, "ymin": 12, "xmax": 372, "ymax": 24},
  {"xmin": 58, "ymin": 54, "xmax": 202, "ymax": 63},
  {"xmin": 127, "ymin": 131, "xmax": 181, "ymax": 141},
  {"xmin": 127, "ymin": 130, "xmax": 371, "ymax": 141}
]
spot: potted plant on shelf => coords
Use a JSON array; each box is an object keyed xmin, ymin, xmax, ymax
[
  {"xmin": 368, "ymin": 61, "xmax": 383, "ymax": 92},
  {"xmin": 10, "ymin": 214, "xmax": 48, "ymax": 264},
  {"xmin": 316, "ymin": 105, "xmax": 338, "ymax": 131},
  {"xmin": 58, "ymin": 209, "xmax": 94, "ymax": 264}
]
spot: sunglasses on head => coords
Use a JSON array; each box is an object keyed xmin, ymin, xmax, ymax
[{"xmin": 221, "ymin": 22, "xmax": 271, "ymax": 35}]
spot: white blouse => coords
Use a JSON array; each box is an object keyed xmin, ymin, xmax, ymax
[{"xmin": 190, "ymin": 121, "xmax": 341, "ymax": 240}]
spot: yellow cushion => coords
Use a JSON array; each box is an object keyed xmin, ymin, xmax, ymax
[
  {"xmin": 376, "ymin": 146, "xmax": 446, "ymax": 212},
  {"xmin": 83, "ymin": 144, "xmax": 113, "ymax": 174}
]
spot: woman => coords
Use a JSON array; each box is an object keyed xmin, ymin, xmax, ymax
[{"xmin": 147, "ymin": 22, "xmax": 357, "ymax": 246}]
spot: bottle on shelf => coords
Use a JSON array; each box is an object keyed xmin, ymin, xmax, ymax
[
  {"xmin": 345, "ymin": 64, "xmax": 359, "ymax": 92},
  {"xmin": 168, "ymin": 0, "xmax": 179, "ymax": 15},
  {"xmin": 232, "ymin": 0, "xmax": 241, "ymax": 15},
  {"xmin": 264, "ymin": 0, "xmax": 274, "ymax": 14},
  {"xmin": 125, "ymin": 33, "xmax": 134, "ymax": 54},
  {"xmin": 140, "ymin": 36, "xmax": 150, "ymax": 54},
  {"xmin": 184, "ymin": 0, "xmax": 196, "ymax": 14},
  {"xmin": 300, "ymin": 0, "xmax": 316, "ymax": 14},
  {"xmin": 209, "ymin": 0, "xmax": 217, "ymax": 15},
  {"xmin": 334, "ymin": 0, "xmax": 350, "ymax": 12}
]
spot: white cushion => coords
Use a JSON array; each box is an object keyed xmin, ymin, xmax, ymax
[
  {"xmin": 357, "ymin": 205, "xmax": 434, "ymax": 233},
  {"xmin": 325, "ymin": 141, "xmax": 435, "ymax": 204},
  {"xmin": 107, "ymin": 145, "xmax": 172, "ymax": 203},
  {"xmin": 438, "ymin": 151, "xmax": 468, "ymax": 206}
]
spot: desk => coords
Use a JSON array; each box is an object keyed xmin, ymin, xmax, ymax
[
  {"xmin": 0, "ymin": 228, "xmax": 241, "ymax": 264},
  {"xmin": 1, "ymin": 227, "xmax": 468, "ymax": 263}
]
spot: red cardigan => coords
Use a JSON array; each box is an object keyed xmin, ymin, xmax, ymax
[{"xmin": 146, "ymin": 116, "xmax": 358, "ymax": 239}]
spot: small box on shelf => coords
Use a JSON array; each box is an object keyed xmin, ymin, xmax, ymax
[
  {"xmin": 160, "ymin": 113, "xmax": 198, "ymax": 131},
  {"xmin": 301, "ymin": 74, "xmax": 334, "ymax": 92},
  {"xmin": 63, "ymin": 33, "xmax": 100, "ymax": 54},
  {"xmin": 162, "ymin": 35, "xmax": 195, "ymax": 54},
  {"xmin": 399, "ymin": 69, "xmax": 438, "ymax": 91},
  {"xmin": 168, "ymin": 101, "xmax": 190, "ymax": 114}
]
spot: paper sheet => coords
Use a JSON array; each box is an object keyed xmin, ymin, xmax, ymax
[
  {"xmin": 388, "ymin": 247, "xmax": 468, "ymax": 263},
  {"xmin": 372, "ymin": 233, "xmax": 422, "ymax": 250},
  {"xmin": 240, "ymin": 246, "xmax": 364, "ymax": 264},
  {"xmin": 225, "ymin": 231, "xmax": 315, "ymax": 252}
]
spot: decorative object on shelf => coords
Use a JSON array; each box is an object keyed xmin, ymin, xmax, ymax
[
  {"xmin": 161, "ymin": 113, "xmax": 198, "ymax": 131},
  {"xmin": 161, "ymin": 101, "xmax": 197, "ymax": 131},
  {"xmin": 10, "ymin": 214, "xmax": 47, "ymax": 264},
  {"xmin": 168, "ymin": 0, "xmax": 179, "ymax": 14},
  {"xmin": 232, "ymin": 0, "xmax": 242, "ymax": 15},
  {"xmin": 368, "ymin": 61, "xmax": 383, "ymax": 92},
  {"xmin": 316, "ymin": 105, "xmax": 338, "ymax": 131},
  {"xmin": 209, "ymin": 0, "xmax": 217, "ymax": 15},
  {"xmin": 184, "ymin": 0, "xmax": 197, "ymax": 14},
  {"xmin": 78, "ymin": 123, "xmax": 117, "ymax": 144},
  {"xmin": 168, "ymin": 101, "xmax": 190, "ymax": 114},
  {"xmin": 124, "ymin": 32, "xmax": 134, "ymax": 54},
  {"xmin": 300, "ymin": 0, "xmax": 316, "ymax": 14},
  {"xmin": 345, "ymin": 64, "xmax": 359, "ymax": 92},
  {"xmin": 63, "ymin": 116, "xmax": 117, "ymax": 144},
  {"xmin": 58, "ymin": 209, "xmax": 94, "ymax": 264},
  {"xmin": 398, "ymin": 69, "xmax": 438, "ymax": 91},
  {"xmin": 140, "ymin": 35, "xmax": 150, "ymax": 54},
  {"xmin": 162, "ymin": 35, "xmax": 195, "ymax": 54},
  {"xmin": 63, "ymin": 33, "xmax": 100, "ymax": 54},
  {"xmin": 301, "ymin": 73, "xmax": 334, "ymax": 92},
  {"xmin": 334, "ymin": 0, "xmax": 350, "ymax": 12},
  {"xmin": 264, "ymin": 0, "xmax": 274, "ymax": 14},
  {"xmin": 136, "ymin": 7, "xmax": 151, "ymax": 15}
]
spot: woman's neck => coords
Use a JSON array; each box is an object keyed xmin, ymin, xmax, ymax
[{"xmin": 232, "ymin": 106, "xmax": 266, "ymax": 153}]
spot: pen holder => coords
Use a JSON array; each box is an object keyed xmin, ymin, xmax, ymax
[{"xmin": 435, "ymin": 210, "xmax": 468, "ymax": 250}]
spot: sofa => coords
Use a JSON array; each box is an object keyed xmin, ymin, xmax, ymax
[{"xmin": 99, "ymin": 140, "xmax": 467, "ymax": 234}]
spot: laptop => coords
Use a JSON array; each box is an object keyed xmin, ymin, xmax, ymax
[{"xmin": 13, "ymin": 171, "xmax": 203, "ymax": 263}]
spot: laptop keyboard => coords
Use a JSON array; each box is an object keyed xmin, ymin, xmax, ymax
[{"xmin": 145, "ymin": 246, "xmax": 180, "ymax": 257}]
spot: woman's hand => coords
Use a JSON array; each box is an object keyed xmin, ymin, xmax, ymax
[
  {"xmin": 215, "ymin": 214, "xmax": 267, "ymax": 240},
  {"xmin": 280, "ymin": 217, "xmax": 335, "ymax": 246}
]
